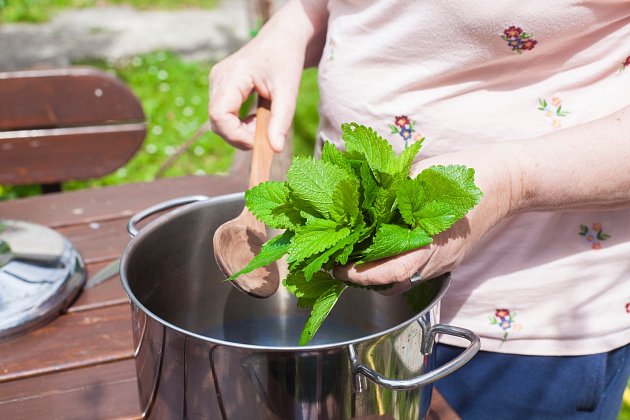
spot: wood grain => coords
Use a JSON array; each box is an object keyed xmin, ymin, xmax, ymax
[
  {"xmin": 0, "ymin": 68, "xmax": 144, "ymax": 131},
  {"xmin": 0, "ymin": 359, "xmax": 140, "ymax": 420},
  {"xmin": 0, "ymin": 305, "xmax": 133, "ymax": 383},
  {"xmin": 0, "ymin": 68, "xmax": 146, "ymax": 186},
  {"xmin": 0, "ymin": 125, "xmax": 146, "ymax": 185},
  {"xmin": 69, "ymin": 260, "xmax": 128, "ymax": 313},
  {"xmin": 0, "ymin": 175, "xmax": 246, "ymax": 228}
]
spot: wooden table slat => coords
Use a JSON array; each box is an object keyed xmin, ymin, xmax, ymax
[
  {"xmin": 68, "ymin": 261, "xmax": 128, "ymax": 313},
  {"xmin": 0, "ymin": 305, "xmax": 133, "ymax": 383},
  {"xmin": 0, "ymin": 359, "xmax": 140, "ymax": 420},
  {"xmin": 57, "ymin": 218, "xmax": 132, "ymax": 264},
  {"xmin": 0, "ymin": 174, "xmax": 246, "ymax": 227}
]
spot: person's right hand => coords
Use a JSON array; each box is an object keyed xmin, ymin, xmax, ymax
[{"xmin": 209, "ymin": 21, "xmax": 308, "ymax": 152}]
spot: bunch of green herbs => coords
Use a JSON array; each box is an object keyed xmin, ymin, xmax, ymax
[{"xmin": 231, "ymin": 123, "xmax": 483, "ymax": 345}]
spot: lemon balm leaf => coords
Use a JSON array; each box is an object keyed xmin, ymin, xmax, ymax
[
  {"xmin": 397, "ymin": 177, "xmax": 426, "ymax": 228},
  {"xmin": 245, "ymin": 181, "xmax": 302, "ymax": 229},
  {"xmin": 342, "ymin": 123, "xmax": 398, "ymax": 187},
  {"xmin": 287, "ymin": 156, "xmax": 350, "ymax": 218},
  {"xmin": 414, "ymin": 165, "xmax": 483, "ymax": 235},
  {"xmin": 361, "ymin": 223, "xmax": 432, "ymax": 262},
  {"xmin": 299, "ymin": 282, "xmax": 347, "ymax": 346},
  {"xmin": 226, "ymin": 230, "xmax": 293, "ymax": 281},
  {"xmin": 287, "ymin": 218, "xmax": 350, "ymax": 265}
]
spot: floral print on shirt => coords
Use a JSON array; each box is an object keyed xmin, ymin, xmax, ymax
[
  {"xmin": 489, "ymin": 308, "xmax": 521, "ymax": 340},
  {"xmin": 501, "ymin": 26, "xmax": 537, "ymax": 53},
  {"xmin": 579, "ymin": 223, "xmax": 611, "ymax": 250},
  {"xmin": 328, "ymin": 37, "xmax": 336, "ymax": 62},
  {"xmin": 538, "ymin": 97, "xmax": 569, "ymax": 128},
  {"xmin": 626, "ymin": 302, "xmax": 630, "ymax": 313},
  {"xmin": 620, "ymin": 56, "xmax": 630, "ymax": 72},
  {"xmin": 389, "ymin": 115, "xmax": 423, "ymax": 149}
]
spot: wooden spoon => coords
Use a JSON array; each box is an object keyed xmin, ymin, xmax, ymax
[{"xmin": 213, "ymin": 97, "xmax": 280, "ymax": 298}]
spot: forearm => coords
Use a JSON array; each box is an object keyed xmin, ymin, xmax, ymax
[
  {"xmin": 507, "ymin": 104, "xmax": 630, "ymax": 212},
  {"xmin": 260, "ymin": 0, "xmax": 329, "ymax": 68},
  {"xmin": 411, "ymin": 104, "xmax": 630, "ymax": 231}
]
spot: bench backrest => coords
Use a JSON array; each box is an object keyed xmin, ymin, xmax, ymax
[{"xmin": 0, "ymin": 68, "xmax": 146, "ymax": 188}]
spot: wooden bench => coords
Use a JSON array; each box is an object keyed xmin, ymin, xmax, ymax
[{"xmin": 0, "ymin": 68, "xmax": 146, "ymax": 192}]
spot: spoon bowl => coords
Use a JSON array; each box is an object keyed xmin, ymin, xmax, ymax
[{"xmin": 212, "ymin": 97, "xmax": 280, "ymax": 298}]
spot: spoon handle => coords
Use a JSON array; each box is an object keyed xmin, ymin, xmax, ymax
[{"xmin": 249, "ymin": 97, "xmax": 273, "ymax": 189}]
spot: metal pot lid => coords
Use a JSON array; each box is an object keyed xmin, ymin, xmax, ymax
[{"xmin": 0, "ymin": 220, "xmax": 86, "ymax": 341}]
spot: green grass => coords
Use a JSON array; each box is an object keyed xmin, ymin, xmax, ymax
[
  {"xmin": 0, "ymin": 52, "xmax": 319, "ymax": 200},
  {"xmin": 620, "ymin": 381, "xmax": 630, "ymax": 420},
  {"xmin": 0, "ymin": 0, "xmax": 218, "ymax": 23},
  {"xmin": 64, "ymin": 51, "xmax": 231, "ymax": 192}
]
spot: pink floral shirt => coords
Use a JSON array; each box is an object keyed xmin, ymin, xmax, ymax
[{"xmin": 317, "ymin": 0, "xmax": 630, "ymax": 355}]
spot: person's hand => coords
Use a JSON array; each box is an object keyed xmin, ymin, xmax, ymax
[
  {"xmin": 209, "ymin": 29, "xmax": 305, "ymax": 152},
  {"xmin": 333, "ymin": 146, "xmax": 522, "ymax": 294},
  {"xmin": 209, "ymin": 0, "xmax": 331, "ymax": 152}
]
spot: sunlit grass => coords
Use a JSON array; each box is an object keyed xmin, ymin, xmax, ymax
[
  {"xmin": 0, "ymin": 51, "xmax": 319, "ymax": 200},
  {"xmin": 0, "ymin": 0, "xmax": 219, "ymax": 23},
  {"xmin": 62, "ymin": 51, "xmax": 230, "ymax": 191}
]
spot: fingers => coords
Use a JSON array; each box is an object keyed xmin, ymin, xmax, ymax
[
  {"xmin": 267, "ymin": 84, "xmax": 297, "ymax": 152},
  {"xmin": 209, "ymin": 67, "xmax": 297, "ymax": 152},
  {"xmin": 209, "ymin": 65, "xmax": 258, "ymax": 150},
  {"xmin": 333, "ymin": 248, "xmax": 426, "ymax": 286}
]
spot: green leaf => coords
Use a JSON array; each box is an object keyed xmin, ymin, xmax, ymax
[
  {"xmin": 397, "ymin": 177, "xmax": 426, "ymax": 228},
  {"xmin": 330, "ymin": 178, "xmax": 360, "ymax": 225},
  {"xmin": 396, "ymin": 138, "xmax": 423, "ymax": 177},
  {"xmin": 283, "ymin": 271, "xmax": 348, "ymax": 346},
  {"xmin": 270, "ymin": 201, "xmax": 305, "ymax": 230},
  {"xmin": 342, "ymin": 123, "xmax": 398, "ymax": 187},
  {"xmin": 333, "ymin": 227, "xmax": 365, "ymax": 265},
  {"xmin": 302, "ymin": 225, "xmax": 365, "ymax": 279},
  {"xmin": 414, "ymin": 165, "xmax": 483, "ymax": 235},
  {"xmin": 321, "ymin": 141, "xmax": 355, "ymax": 178},
  {"xmin": 361, "ymin": 224, "xmax": 432, "ymax": 262},
  {"xmin": 360, "ymin": 162, "xmax": 378, "ymax": 212},
  {"xmin": 373, "ymin": 187, "xmax": 398, "ymax": 225},
  {"xmin": 245, "ymin": 181, "xmax": 302, "ymax": 229},
  {"xmin": 227, "ymin": 230, "xmax": 294, "ymax": 280},
  {"xmin": 300, "ymin": 284, "xmax": 346, "ymax": 345},
  {"xmin": 283, "ymin": 270, "xmax": 340, "ymax": 299},
  {"xmin": 287, "ymin": 218, "xmax": 350, "ymax": 265},
  {"xmin": 287, "ymin": 156, "xmax": 350, "ymax": 218}
]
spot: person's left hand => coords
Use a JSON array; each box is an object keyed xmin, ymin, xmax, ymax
[{"xmin": 333, "ymin": 146, "xmax": 521, "ymax": 295}]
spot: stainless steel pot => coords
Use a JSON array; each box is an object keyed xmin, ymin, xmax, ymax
[{"xmin": 120, "ymin": 193, "xmax": 480, "ymax": 420}]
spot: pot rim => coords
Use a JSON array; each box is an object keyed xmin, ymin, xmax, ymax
[{"xmin": 120, "ymin": 192, "xmax": 451, "ymax": 352}]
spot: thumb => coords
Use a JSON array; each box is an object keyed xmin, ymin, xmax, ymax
[{"xmin": 268, "ymin": 85, "xmax": 298, "ymax": 152}]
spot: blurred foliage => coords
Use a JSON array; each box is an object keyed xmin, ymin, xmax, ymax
[
  {"xmin": 0, "ymin": 52, "xmax": 319, "ymax": 200},
  {"xmin": 0, "ymin": 0, "xmax": 218, "ymax": 23},
  {"xmin": 621, "ymin": 382, "xmax": 630, "ymax": 420},
  {"xmin": 293, "ymin": 67, "xmax": 319, "ymax": 157}
]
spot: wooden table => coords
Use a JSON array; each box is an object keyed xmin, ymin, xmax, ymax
[{"xmin": 0, "ymin": 175, "xmax": 458, "ymax": 419}]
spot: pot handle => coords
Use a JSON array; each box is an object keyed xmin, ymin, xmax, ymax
[
  {"xmin": 348, "ymin": 324, "xmax": 480, "ymax": 391},
  {"xmin": 127, "ymin": 195, "xmax": 210, "ymax": 237}
]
